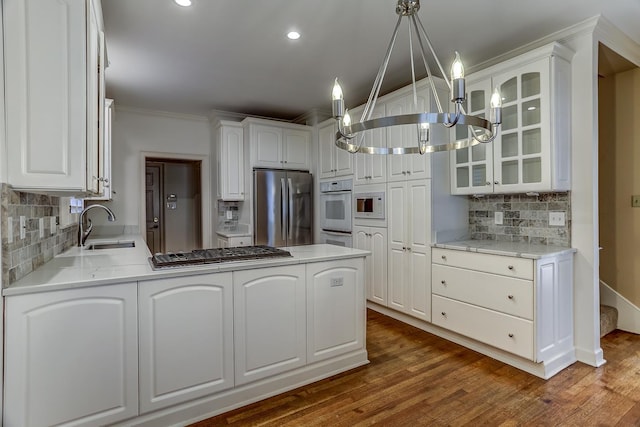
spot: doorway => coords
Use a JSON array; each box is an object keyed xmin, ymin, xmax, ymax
[{"xmin": 145, "ymin": 158, "xmax": 202, "ymax": 253}]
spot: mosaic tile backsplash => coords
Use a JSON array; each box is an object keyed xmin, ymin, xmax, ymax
[
  {"xmin": 1, "ymin": 184, "xmax": 77, "ymax": 286},
  {"xmin": 468, "ymin": 192, "xmax": 570, "ymax": 246}
]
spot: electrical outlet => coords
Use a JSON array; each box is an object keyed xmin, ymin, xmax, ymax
[
  {"xmin": 494, "ymin": 211, "xmax": 503, "ymax": 225},
  {"xmin": 632, "ymin": 195, "xmax": 640, "ymax": 207},
  {"xmin": 19, "ymin": 216, "xmax": 26, "ymax": 239},
  {"xmin": 39, "ymin": 218, "xmax": 44, "ymax": 238},
  {"xmin": 7, "ymin": 217, "xmax": 13, "ymax": 243},
  {"xmin": 549, "ymin": 211, "xmax": 566, "ymax": 226}
]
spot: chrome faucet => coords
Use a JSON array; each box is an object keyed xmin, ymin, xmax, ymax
[{"xmin": 77, "ymin": 204, "xmax": 117, "ymax": 246}]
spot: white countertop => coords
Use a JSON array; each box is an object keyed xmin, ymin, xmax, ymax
[
  {"xmin": 433, "ymin": 239, "xmax": 576, "ymax": 259},
  {"xmin": 216, "ymin": 224, "xmax": 251, "ymax": 238},
  {"xmin": 3, "ymin": 236, "xmax": 369, "ymax": 296}
]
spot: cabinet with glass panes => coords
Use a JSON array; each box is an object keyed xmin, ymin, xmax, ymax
[{"xmin": 450, "ymin": 42, "xmax": 573, "ymax": 195}]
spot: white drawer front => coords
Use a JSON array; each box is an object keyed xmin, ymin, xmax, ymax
[
  {"xmin": 432, "ymin": 264, "xmax": 533, "ymax": 320},
  {"xmin": 432, "ymin": 295, "xmax": 534, "ymax": 360},
  {"xmin": 432, "ymin": 248, "xmax": 533, "ymax": 280}
]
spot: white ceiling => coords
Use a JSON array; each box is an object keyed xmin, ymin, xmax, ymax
[{"xmin": 102, "ymin": 0, "xmax": 640, "ymax": 120}]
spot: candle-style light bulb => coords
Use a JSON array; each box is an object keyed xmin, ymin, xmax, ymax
[
  {"xmin": 332, "ymin": 79, "xmax": 343, "ymax": 101},
  {"xmin": 490, "ymin": 87, "xmax": 502, "ymax": 108},
  {"xmin": 418, "ymin": 122, "xmax": 429, "ymax": 143},
  {"xmin": 451, "ymin": 52, "xmax": 464, "ymax": 80},
  {"xmin": 342, "ymin": 109, "xmax": 351, "ymax": 127}
]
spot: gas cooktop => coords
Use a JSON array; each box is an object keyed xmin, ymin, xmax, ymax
[{"xmin": 150, "ymin": 245, "xmax": 292, "ymax": 269}]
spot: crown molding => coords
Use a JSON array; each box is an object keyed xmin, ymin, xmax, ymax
[
  {"xmin": 594, "ymin": 16, "xmax": 640, "ymax": 67},
  {"xmin": 114, "ymin": 105, "xmax": 210, "ymax": 122}
]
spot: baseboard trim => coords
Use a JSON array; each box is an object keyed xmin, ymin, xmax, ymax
[
  {"xmin": 600, "ymin": 280, "xmax": 640, "ymax": 334},
  {"xmin": 367, "ymin": 302, "xmax": 576, "ymax": 380}
]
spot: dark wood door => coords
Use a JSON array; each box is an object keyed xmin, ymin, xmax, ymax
[{"xmin": 145, "ymin": 163, "xmax": 163, "ymax": 253}]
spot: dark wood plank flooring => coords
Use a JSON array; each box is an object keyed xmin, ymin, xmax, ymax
[{"xmin": 190, "ymin": 309, "xmax": 640, "ymax": 426}]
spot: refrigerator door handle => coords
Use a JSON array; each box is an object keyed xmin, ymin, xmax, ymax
[
  {"xmin": 281, "ymin": 177, "xmax": 287, "ymax": 242},
  {"xmin": 288, "ymin": 178, "xmax": 294, "ymax": 239}
]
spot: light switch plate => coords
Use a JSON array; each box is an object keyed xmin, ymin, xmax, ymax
[
  {"xmin": 549, "ymin": 211, "xmax": 566, "ymax": 226},
  {"xmin": 494, "ymin": 211, "xmax": 503, "ymax": 225},
  {"xmin": 7, "ymin": 217, "xmax": 13, "ymax": 243},
  {"xmin": 19, "ymin": 216, "xmax": 26, "ymax": 239},
  {"xmin": 50, "ymin": 216, "xmax": 57, "ymax": 235},
  {"xmin": 632, "ymin": 195, "xmax": 640, "ymax": 207}
]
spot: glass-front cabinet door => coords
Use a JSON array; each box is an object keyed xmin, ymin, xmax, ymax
[
  {"xmin": 450, "ymin": 78, "xmax": 494, "ymax": 195},
  {"xmin": 491, "ymin": 59, "xmax": 551, "ymax": 193}
]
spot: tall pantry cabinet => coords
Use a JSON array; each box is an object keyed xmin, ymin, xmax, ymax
[{"xmin": 3, "ymin": 0, "xmax": 107, "ymax": 194}]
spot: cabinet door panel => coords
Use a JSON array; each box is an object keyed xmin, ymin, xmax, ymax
[
  {"xmin": 219, "ymin": 124, "xmax": 244, "ymax": 200},
  {"xmin": 139, "ymin": 273, "xmax": 233, "ymax": 413},
  {"xmin": 370, "ymin": 228, "xmax": 388, "ymax": 305},
  {"xmin": 4, "ymin": 0, "xmax": 87, "ymax": 191},
  {"xmin": 234, "ymin": 266, "xmax": 306, "ymax": 385},
  {"xmin": 318, "ymin": 121, "xmax": 336, "ymax": 178},
  {"xmin": 253, "ymin": 125, "xmax": 282, "ymax": 168},
  {"xmin": 283, "ymin": 129, "xmax": 311, "ymax": 169},
  {"xmin": 4, "ymin": 283, "xmax": 138, "ymax": 427},
  {"xmin": 306, "ymin": 260, "xmax": 365, "ymax": 363}
]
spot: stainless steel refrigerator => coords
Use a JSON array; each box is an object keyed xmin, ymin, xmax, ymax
[{"xmin": 254, "ymin": 169, "xmax": 313, "ymax": 247}]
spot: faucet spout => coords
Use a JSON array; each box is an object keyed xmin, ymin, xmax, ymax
[{"xmin": 78, "ymin": 204, "xmax": 117, "ymax": 246}]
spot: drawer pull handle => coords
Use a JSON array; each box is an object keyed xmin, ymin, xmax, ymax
[
  {"xmin": 441, "ymin": 280, "xmax": 446, "ymax": 285},
  {"xmin": 508, "ymin": 265, "xmax": 514, "ymax": 270},
  {"xmin": 508, "ymin": 333, "xmax": 514, "ymax": 338},
  {"xmin": 508, "ymin": 295, "xmax": 514, "ymax": 300}
]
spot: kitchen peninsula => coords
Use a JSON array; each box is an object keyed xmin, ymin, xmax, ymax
[{"xmin": 3, "ymin": 237, "xmax": 369, "ymax": 427}]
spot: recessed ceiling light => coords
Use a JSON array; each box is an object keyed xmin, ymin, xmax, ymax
[
  {"xmin": 287, "ymin": 31, "xmax": 301, "ymax": 40},
  {"xmin": 174, "ymin": 0, "xmax": 192, "ymax": 7}
]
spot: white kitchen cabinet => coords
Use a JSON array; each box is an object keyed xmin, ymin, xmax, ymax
[
  {"xmin": 385, "ymin": 88, "xmax": 431, "ymax": 182},
  {"xmin": 4, "ymin": 282, "xmax": 138, "ymax": 427},
  {"xmin": 246, "ymin": 118, "xmax": 312, "ymax": 171},
  {"xmin": 432, "ymin": 248, "xmax": 574, "ymax": 366},
  {"xmin": 318, "ymin": 119, "xmax": 354, "ymax": 179},
  {"xmin": 387, "ymin": 179, "xmax": 432, "ymax": 321},
  {"xmin": 138, "ymin": 273, "xmax": 234, "ymax": 413},
  {"xmin": 353, "ymin": 225, "xmax": 388, "ymax": 306},
  {"xmin": 216, "ymin": 121, "xmax": 245, "ymax": 201},
  {"xmin": 306, "ymin": 259, "xmax": 365, "ymax": 363},
  {"xmin": 4, "ymin": 0, "xmax": 106, "ymax": 194},
  {"xmin": 217, "ymin": 234, "xmax": 252, "ymax": 247},
  {"xmin": 450, "ymin": 42, "xmax": 572, "ymax": 195},
  {"xmin": 352, "ymin": 105, "xmax": 387, "ymax": 185},
  {"xmin": 85, "ymin": 98, "xmax": 114, "ymax": 201},
  {"xmin": 233, "ymin": 265, "xmax": 306, "ymax": 385}
]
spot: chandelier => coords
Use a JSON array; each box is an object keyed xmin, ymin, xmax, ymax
[{"xmin": 331, "ymin": 0, "xmax": 502, "ymax": 155}]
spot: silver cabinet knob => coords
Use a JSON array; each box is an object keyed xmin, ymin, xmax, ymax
[
  {"xmin": 486, "ymin": 181, "xmax": 491, "ymax": 186},
  {"xmin": 441, "ymin": 312, "xmax": 446, "ymax": 316},
  {"xmin": 441, "ymin": 255, "xmax": 446, "ymax": 260},
  {"xmin": 508, "ymin": 265, "xmax": 514, "ymax": 270},
  {"xmin": 441, "ymin": 280, "xmax": 446, "ymax": 285},
  {"xmin": 507, "ymin": 295, "xmax": 514, "ymax": 300},
  {"xmin": 508, "ymin": 333, "xmax": 514, "ymax": 338},
  {"xmin": 494, "ymin": 181, "xmax": 499, "ymax": 185}
]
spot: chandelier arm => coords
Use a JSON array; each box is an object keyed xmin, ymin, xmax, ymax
[
  {"xmin": 470, "ymin": 124, "xmax": 499, "ymax": 144},
  {"xmin": 410, "ymin": 14, "xmax": 443, "ymax": 114},
  {"xmin": 408, "ymin": 17, "xmax": 418, "ymax": 109},
  {"xmin": 414, "ymin": 14, "xmax": 452, "ymax": 93},
  {"xmin": 362, "ymin": 14, "xmax": 403, "ymax": 123}
]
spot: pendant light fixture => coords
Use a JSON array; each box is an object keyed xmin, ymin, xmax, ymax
[{"xmin": 331, "ymin": 0, "xmax": 502, "ymax": 155}]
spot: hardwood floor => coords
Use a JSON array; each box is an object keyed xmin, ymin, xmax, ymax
[{"xmin": 190, "ymin": 309, "xmax": 640, "ymax": 426}]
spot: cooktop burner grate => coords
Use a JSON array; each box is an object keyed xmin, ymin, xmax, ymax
[{"xmin": 151, "ymin": 245, "xmax": 292, "ymax": 269}]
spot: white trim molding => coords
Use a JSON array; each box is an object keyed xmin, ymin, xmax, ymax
[{"xmin": 600, "ymin": 280, "xmax": 640, "ymax": 334}]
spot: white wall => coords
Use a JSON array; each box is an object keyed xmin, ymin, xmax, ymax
[{"xmin": 94, "ymin": 107, "xmax": 212, "ymax": 244}]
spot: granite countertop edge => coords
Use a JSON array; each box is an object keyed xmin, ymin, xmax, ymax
[{"xmin": 432, "ymin": 240, "xmax": 577, "ymax": 259}]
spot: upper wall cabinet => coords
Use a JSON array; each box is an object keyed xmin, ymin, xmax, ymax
[
  {"xmin": 4, "ymin": 0, "xmax": 106, "ymax": 194},
  {"xmin": 351, "ymin": 104, "xmax": 387, "ymax": 185},
  {"xmin": 245, "ymin": 118, "xmax": 312, "ymax": 171},
  {"xmin": 85, "ymin": 98, "xmax": 114, "ymax": 201},
  {"xmin": 216, "ymin": 121, "xmax": 245, "ymax": 201},
  {"xmin": 450, "ymin": 42, "xmax": 573, "ymax": 195},
  {"xmin": 318, "ymin": 119, "xmax": 353, "ymax": 179}
]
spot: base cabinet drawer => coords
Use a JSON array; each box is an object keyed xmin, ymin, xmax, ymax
[
  {"xmin": 433, "ymin": 248, "xmax": 533, "ymax": 280},
  {"xmin": 432, "ymin": 295, "xmax": 534, "ymax": 360},
  {"xmin": 432, "ymin": 264, "xmax": 533, "ymax": 319}
]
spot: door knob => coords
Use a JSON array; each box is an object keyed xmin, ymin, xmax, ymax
[{"xmin": 153, "ymin": 217, "xmax": 159, "ymax": 223}]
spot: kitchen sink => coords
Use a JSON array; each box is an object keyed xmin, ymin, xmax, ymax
[{"xmin": 85, "ymin": 241, "xmax": 136, "ymax": 250}]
